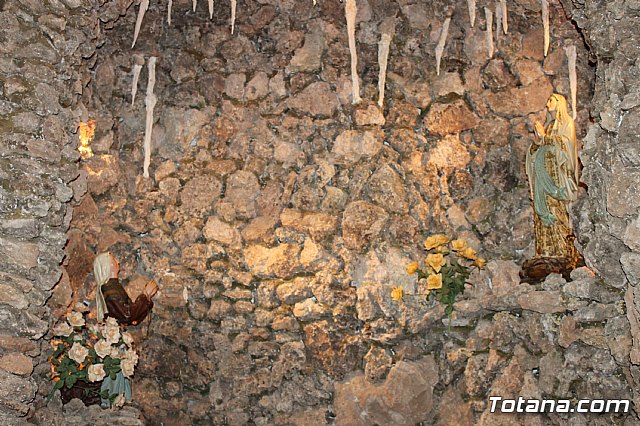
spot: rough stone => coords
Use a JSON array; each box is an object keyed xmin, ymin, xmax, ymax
[
  {"xmin": 244, "ymin": 244, "xmax": 302, "ymax": 278},
  {"xmin": 334, "ymin": 356, "xmax": 438, "ymax": 426},
  {"xmin": 332, "ymin": 129, "xmax": 384, "ymax": 165},
  {"xmin": 485, "ymin": 77, "xmax": 554, "ymax": 116},
  {"xmin": 424, "ymin": 100, "xmax": 478, "ymax": 135},
  {"xmin": 287, "ymin": 82, "xmax": 339, "ymax": 118},
  {"xmin": 342, "ymin": 201, "xmax": 389, "ymax": 251}
]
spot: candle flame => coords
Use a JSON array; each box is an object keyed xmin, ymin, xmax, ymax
[{"xmin": 78, "ymin": 120, "xmax": 96, "ymax": 159}]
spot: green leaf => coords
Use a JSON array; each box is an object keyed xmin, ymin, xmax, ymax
[
  {"xmin": 54, "ymin": 379, "xmax": 65, "ymax": 390},
  {"xmin": 65, "ymin": 376, "xmax": 77, "ymax": 388}
]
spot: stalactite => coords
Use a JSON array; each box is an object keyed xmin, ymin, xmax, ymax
[
  {"xmin": 345, "ymin": 0, "xmax": 361, "ymax": 104},
  {"xmin": 143, "ymin": 57, "xmax": 157, "ymax": 179},
  {"xmin": 377, "ymin": 17, "xmax": 395, "ymax": 108},
  {"xmin": 501, "ymin": 0, "xmax": 508, "ymax": 34},
  {"xmin": 130, "ymin": 55, "xmax": 144, "ymax": 106},
  {"xmin": 435, "ymin": 16, "xmax": 451, "ymax": 76},
  {"xmin": 192, "ymin": 0, "xmax": 197, "ymax": 12},
  {"xmin": 231, "ymin": 0, "xmax": 237, "ymax": 34},
  {"xmin": 168, "ymin": 0, "xmax": 172, "ymax": 25},
  {"xmin": 565, "ymin": 45, "xmax": 577, "ymax": 119},
  {"xmin": 132, "ymin": 0, "xmax": 149, "ymax": 49},
  {"xmin": 485, "ymin": 7, "xmax": 494, "ymax": 59},
  {"xmin": 467, "ymin": 0, "xmax": 476, "ymax": 28},
  {"xmin": 208, "ymin": 0, "xmax": 213, "ymax": 19},
  {"xmin": 495, "ymin": 3, "xmax": 502, "ymax": 42},
  {"xmin": 542, "ymin": 0, "xmax": 550, "ymax": 56}
]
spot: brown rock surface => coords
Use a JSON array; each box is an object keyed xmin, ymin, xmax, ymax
[{"xmin": 334, "ymin": 356, "xmax": 438, "ymax": 426}]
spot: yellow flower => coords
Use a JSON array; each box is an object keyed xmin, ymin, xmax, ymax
[
  {"xmin": 406, "ymin": 261, "xmax": 419, "ymax": 275},
  {"xmin": 390, "ymin": 286, "xmax": 404, "ymax": 301},
  {"xmin": 460, "ymin": 247, "xmax": 477, "ymax": 260},
  {"xmin": 426, "ymin": 253, "xmax": 446, "ymax": 273},
  {"xmin": 426, "ymin": 274, "xmax": 443, "ymax": 290},
  {"xmin": 474, "ymin": 257, "xmax": 487, "ymax": 269},
  {"xmin": 424, "ymin": 234, "xmax": 450, "ymax": 251},
  {"xmin": 450, "ymin": 239, "xmax": 468, "ymax": 252}
]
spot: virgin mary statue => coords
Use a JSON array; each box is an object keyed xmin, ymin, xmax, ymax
[{"xmin": 522, "ymin": 93, "xmax": 583, "ymax": 281}]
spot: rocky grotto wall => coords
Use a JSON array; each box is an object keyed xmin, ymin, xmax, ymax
[{"xmin": 1, "ymin": 0, "xmax": 639, "ymax": 425}]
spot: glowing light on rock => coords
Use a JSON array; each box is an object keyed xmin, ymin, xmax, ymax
[
  {"xmin": 209, "ymin": 0, "xmax": 214, "ymax": 19},
  {"xmin": 168, "ymin": 0, "xmax": 172, "ymax": 25},
  {"xmin": 78, "ymin": 120, "xmax": 96, "ymax": 159}
]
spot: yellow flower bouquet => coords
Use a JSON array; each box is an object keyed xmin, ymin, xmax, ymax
[{"xmin": 406, "ymin": 235, "xmax": 486, "ymax": 318}]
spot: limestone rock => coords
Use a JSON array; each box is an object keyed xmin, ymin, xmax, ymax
[
  {"xmin": 424, "ymin": 100, "xmax": 478, "ymax": 135},
  {"xmin": 354, "ymin": 104, "xmax": 385, "ymax": 126},
  {"xmin": 287, "ymin": 82, "xmax": 339, "ymax": 118},
  {"xmin": 332, "ymin": 129, "xmax": 384, "ymax": 165},
  {"xmin": 244, "ymin": 244, "xmax": 302, "ymax": 278},
  {"xmin": 485, "ymin": 77, "xmax": 554, "ymax": 117},
  {"xmin": 203, "ymin": 217, "xmax": 241, "ymax": 248},
  {"xmin": 276, "ymin": 277, "xmax": 313, "ymax": 305},
  {"xmin": 83, "ymin": 154, "xmax": 120, "ymax": 195},
  {"xmin": 334, "ymin": 356, "xmax": 438, "ymax": 426},
  {"xmin": 342, "ymin": 201, "xmax": 389, "ymax": 251},
  {"xmin": 292, "ymin": 298, "xmax": 326, "ymax": 321},
  {"xmin": 225, "ymin": 170, "xmax": 261, "ymax": 220},
  {"xmin": 280, "ymin": 209, "xmax": 338, "ymax": 241},
  {"xmin": 179, "ymin": 175, "xmax": 222, "ymax": 214},
  {"xmin": 224, "ymin": 73, "xmax": 246, "ymax": 100},
  {"xmin": 517, "ymin": 290, "xmax": 565, "ymax": 313},
  {"xmin": 0, "ymin": 353, "xmax": 33, "ymax": 376},
  {"xmin": 288, "ymin": 33, "xmax": 326, "ymax": 73},
  {"xmin": 366, "ymin": 164, "xmax": 408, "ymax": 214}
]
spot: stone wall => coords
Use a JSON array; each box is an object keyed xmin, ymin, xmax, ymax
[
  {"xmin": 563, "ymin": 0, "xmax": 640, "ymax": 416},
  {"xmin": 3, "ymin": 0, "xmax": 638, "ymax": 424}
]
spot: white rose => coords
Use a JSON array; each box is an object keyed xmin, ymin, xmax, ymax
[
  {"xmin": 88, "ymin": 324, "xmax": 101, "ymax": 335},
  {"xmin": 113, "ymin": 394, "xmax": 126, "ymax": 408},
  {"xmin": 122, "ymin": 349, "xmax": 139, "ymax": 365},
  {"xmin": 66, "ymin": 311, "xmax": 85, "ymax": 328},
  {"xmin": 121, "ymin": 332, "xmax": 134, "ymax": 347},
  {"xmin": 102, "ymin": 326, "xmax": 121, "ymax": 345},
  {"xmin": 93, "ymin": 339, "xmax": 112, "ymax": 359},
  {"xmin": 121, "ymin": 358, "xmax": 135, "ymax": 378},
  {"xmin": 87, "ymin": 363, "xmax": 106, "ymax": 382},
  {"xmin": 105, "ymin": 317, "xmax": 119, "ymax": 328},
  {"xmin": 68, "ymin": 342, "xmax": 89, "ymax": 364},
  {"xmin": 110, "ymin": 347, "xmax": 120, "ymax": 358},
  {"xmin": 52, "ymin": 322, "xmax": 73, "ymax": 337}
]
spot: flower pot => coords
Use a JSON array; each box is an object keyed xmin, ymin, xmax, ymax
[{"xmin": 60, "ymin": 380, "xmax": 102, "ymax": 406}]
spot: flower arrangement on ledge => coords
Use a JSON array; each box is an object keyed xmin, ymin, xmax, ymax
[
  {"xmin": 399, "ymin": 234, "xmax": 486, "ymax": 318},
  {"xmin": 48, "ymin": 312, "xmax": 138, "ymax": 407}
]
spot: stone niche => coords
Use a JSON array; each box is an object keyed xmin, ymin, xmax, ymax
[{"xmin": 1, "ymin": 0, "xmax": 639, "ymax": 424}]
